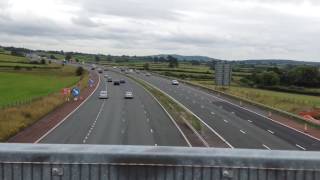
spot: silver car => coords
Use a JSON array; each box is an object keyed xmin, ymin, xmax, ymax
[
  {"xmin": 124, "ymin": 91, "xmax": 133, "ymax": 99},
  {"xmin": 171, "ymin": 80, "xmax": 179, "ymax": 85},
  {"xmin": 99, "ymin": 91, "xmax": 108, "ymax": 99}
]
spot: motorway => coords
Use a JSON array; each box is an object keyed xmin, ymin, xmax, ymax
[
  {"xmin": 40, "ymin": 70, "xmax": 188, "ymax": 146},
  {"xmin": 127, "ymin": 70, "xmax": 320, "ymax": 151}
]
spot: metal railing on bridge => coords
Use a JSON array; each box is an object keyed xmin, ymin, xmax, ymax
[{"xmin": 0, "ymin": 143, "xmax": 319, "ymax": 180}]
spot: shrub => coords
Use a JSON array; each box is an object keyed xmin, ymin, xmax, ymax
[{"xmin": 76, "ymin": 66, "xmax": 84, "ymax": 76}]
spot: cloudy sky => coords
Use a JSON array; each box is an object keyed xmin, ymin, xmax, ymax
[{"xmin": 0, "ymin": 0, "xmax": 319, "ymax": 61}]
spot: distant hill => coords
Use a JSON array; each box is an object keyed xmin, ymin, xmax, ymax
[{"xmin": 151, "ymin": 54, "xmax": 219, "ymax": 62}]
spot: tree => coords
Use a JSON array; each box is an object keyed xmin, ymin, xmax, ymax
[
  {"xmin": 257, "ymin": 71, "xmax": 280, "ymax": 86},
  {"xmin": 167, "ymin": 55, "xmax": 178, "ymax": 68},
  {"xmin": 65, "ymin": 53, "xmax": 72, "ymax": 61},
  {"xmin": 95, "ymin": 55, "xmax": 100, "ymax": 62},
  {"xmin": 76, "ymin": 66, "xmax": 84, "ymax": 76},
  {"xmin": 143, "ymin": 63, "xmax": 150, "ymax": 70},
  {"xmin": 50, "ymin": 55, "xmax": 57, "ymax": 59},
  {"xmin": 40, "ymin": 59, "xmax": 46, "ymax": 64}
]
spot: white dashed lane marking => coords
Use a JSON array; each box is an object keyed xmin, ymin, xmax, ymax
[
  {"xmin": 296, "ymin": 144, "xmax": 306, "ymax": 150},
  {"xmin": 262, "ymin": 144, "xmax": 271, "ymax": 150},
  {"xmin": 83, "ymin": 100, "xmax": 105, "ymax": 144},
  {"xmin": 224, "ymin": 120, "xmax": 229, "ymax": 123},
  {"xmin": 267, "ymin": 130, "xmax": 275, "ymax": 134},
  {"xmin": 240, "ymin": 130, "xmax": 246, "ymax": 134}
]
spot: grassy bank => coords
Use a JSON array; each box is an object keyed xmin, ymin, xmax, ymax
[
  {"xmin": 190, "ymin": 80, "xmax": 320, "ymax": 114},
  {"xmin": 0, "ymin": 64, "xmax": 88, "ymax": 141}
]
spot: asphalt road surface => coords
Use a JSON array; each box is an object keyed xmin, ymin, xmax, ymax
[
  {"xmin": 128, "ymin": 70, "xmax": 320, "ymax": 151},
  {"xmin": 40, "ymin": 70, "xmax": 188, "ymax": 146}
]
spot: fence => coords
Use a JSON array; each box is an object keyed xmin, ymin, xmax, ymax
[{"xmin": 0, "ymin": 143, "xmax": 319, "ymax": 180}]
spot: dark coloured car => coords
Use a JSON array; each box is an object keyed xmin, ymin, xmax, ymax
[
  {"xmin": 120, "ymin": 79, "xmax": 125, "ymax": 83},
  {"xmin": 113, "ymin": 81, "xmax": 120, "ymax": 85}
]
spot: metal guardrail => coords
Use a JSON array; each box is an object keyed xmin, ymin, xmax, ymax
[{"xmin": 0, "ymin": 144, "xmax": 320, "ymax": 180}]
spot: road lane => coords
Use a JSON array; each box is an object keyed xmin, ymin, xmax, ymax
[
  {"xmin": 129, "ymin": 71, "xmax": 320, "ymax": 150},
  {"xmin": 40, "ymin": 70, "xmax": 188, "ymax": 146}
]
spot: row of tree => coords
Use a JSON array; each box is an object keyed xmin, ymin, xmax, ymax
[{"xmin": 242, "ymin": 66, "xmax": 320, "ymax": 88}]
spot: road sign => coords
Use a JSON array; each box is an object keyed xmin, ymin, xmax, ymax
[
  {"xmin": 88, "ymin": 79, "xmax": 94, "ymax": 87},
  {"xmin": 62, "ymin": 88, "xmax": 70, "ymax": 95},
  {"xmin": 71, "ymin": 87, "xmax": 80, "ymax": 97}
]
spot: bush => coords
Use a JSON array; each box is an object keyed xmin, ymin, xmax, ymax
[
  {"xmin": 40, "ymin": 59, "xmax": 46, "ymax": 64},
  {"xmin": 14, "ymin": 66, "xmax": 21, "ymax": 70},
  {"xmin": 76, "ymin": 66, "xmax": 84, "ymax": 76}
]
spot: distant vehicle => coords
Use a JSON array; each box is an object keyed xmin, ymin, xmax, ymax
[
  {"xmin": 107, "ymin": 77, "xmax": 112, "ymax": 82},
  {"xmin": 120, "ymin": 68, "xmax": 125, "ymax": 72},
  {"xmin": 97, "ymin": 68, "xmax": 103, "ymax": 73},
  {"xmin": 136, "ymin": 70, "xmax": 140, "ymax": 74},
  {"xmin": 145, "ymin": 73, "xmax": 151, "ymax": 76},
  {"xmin": 91, "ymin": 64, "xmax": 96, "ymax": 70},
  {"xmin": 124, "ymin": 91, "xmax": 133, "ymax": 99},
  {"xmin": 113, "ymin": 80, "xmax": 120, "ymax": 85},
  {"xmin": 112, "ymin": 66, "xmax": 117, "ymax": 69},
  {"xmin": 104, "ymin": 68, "xmax": 108, "ymax": 71},
  {"xmin": 99, "ymin": 91, "xmax": 108, "ymax": 99},
  {"xmin": 171, "ymin": 80, "xmax": 179, "ymax": 85},
  {"xmin": 129, "ymin": 69, "xmax": 133, "ymax": 72},
  {"xmin": 120, "ymin": 79, "xmax": 126, "ymax": 83},
  {"xmin": 104, "ymin": 74, "xmax": 108, "ymax": 78}
]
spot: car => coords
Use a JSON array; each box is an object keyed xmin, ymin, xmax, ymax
[
  {"xmin": 145, "ymin": 73, "xmax": 151, "ymax": 76},
  {"xmin": 120, "ymin": 79, "xmax": 125, "ymax": 83},
  {"xmin": 107, "ymin": 77, "xmax": 112, "ymax": 82},
  {"xmin": 97, "ymin": 68, "xmax": 103, "ymax": 73},
  {"xmin": 171, "ymin": 80, "xmax": 179, "ymax": 85},
  {"xmin": 124, "ymin": 91, "xmax": 133, "ymax": 99},
  {"xmin": 104, "ymin": 74, "xmax": 108, "ymax": 78},
  {"xmin": 104, "ymin": 68, "xmax": 108, "ymax": 71},
  {"xmin": 99, "ymin": 91, "xmax": 108, "ymax": 99},
  {"xmin": 113, "ymin": 80, "xmax": 120, "ymax": 85}
]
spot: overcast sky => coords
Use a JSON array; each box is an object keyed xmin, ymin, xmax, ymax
[{"xmin": 0, "ymin": 0, "xmax": 319, "ymax": 61}]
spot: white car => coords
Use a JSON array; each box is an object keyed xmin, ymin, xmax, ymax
[
  {"xmin": 104, "ymin": 74, "xmax": 108, "ymax": 78},
  {"xmin": 99, "ymin": 91, "xmax": 108, "ymax": 99},
  {"xmin": 171, "ymin": 80, "xmax": 179, "ymax": 85},
  {"xmin": 145, "ymin": 73, "xmax": 151, "ymax": 76},
  {"xmin": 124, "ymin": 91, "xmax": 133, "ymax": 99}
]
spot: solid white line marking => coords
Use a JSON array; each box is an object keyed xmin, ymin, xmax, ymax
[
  {"xmin": 150, "ymin": 129, "xmax": 154, "ymax": 133},
  {"xmin": 267, "ymin": 130, "xmax": 275, "ymax": 134},
  {"xmin": 240, "ymin": 130, "xmax": 246, "ymax": 134},
  {"xmin": 296, "ymin": 144, "xmax": 306, "ymax": 150},
  {"xmin": 211, "ymin": 112, "xmax": 215, "ymax": 115},
  {"xmin": 224, "ymin": 120, "xmax": 229, "ymax": 123},
  {"xmin": 35, "ymin": 71, "xmax": 101, "ymax": 143},
  {"xmin": 262, "ymin": 144, "xmax": 271, "ymax": 150},
  {"xmin": 248, "ymin": 120, "xmax": 253, "ymax": 123}
]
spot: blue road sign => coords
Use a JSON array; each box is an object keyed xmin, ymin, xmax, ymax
[
  {"xmin": 88, "ymin": 79, "xmax": 94, "ymax": 85},
  {"xmin": 71, "ymin": 87, "xmax": 80, "ymax": 97}
]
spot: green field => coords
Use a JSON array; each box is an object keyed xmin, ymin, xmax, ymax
[
  {"xmin": 0, "ymin": 69, "xmax": 80, "ymax": 108},
  {"xmin": 0, "ymin": 53, "xmax": 80, "ymax": 107}
]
